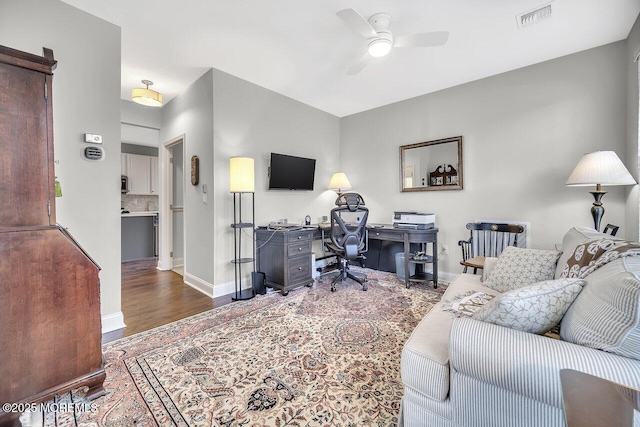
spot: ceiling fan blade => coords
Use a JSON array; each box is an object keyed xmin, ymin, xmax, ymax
[
  {"xmin": 394, "ymin": 31, "xmax": 450, "ymax": 48},
  {"xmin": 347, "ymin": 52, "xmax": 371, "ymax": 75},
  {"xmin": 337, "ymin": 8, "xmax": 378, "ymax": 39}
]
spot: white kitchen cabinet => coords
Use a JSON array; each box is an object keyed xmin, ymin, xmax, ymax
[
  {"xmin": 122, "ymin": 153, "xmax": 159, "ymax": 196},
  {"xmin": 150, "ymin": 156, "xmax": 159, "ymax": 195},
  {"xmin": 127, "ymin": 154, "xmax": 152, "ymax": 195}
]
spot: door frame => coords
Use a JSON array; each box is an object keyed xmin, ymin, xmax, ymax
[{"xmin": 158, "ymin": 134, "xmax": 186, "ymax": 272}]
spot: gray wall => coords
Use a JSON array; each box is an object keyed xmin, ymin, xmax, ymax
[
  {"xmin": 0, "ymin": 0, "xmax": 122, "ymax": 317},
  {"xmin": 341, "ymin": 41, "xmax": 629, "ymax": 274},
  {"xmin": 121, "ymin": 99, "xmax": 160, "ymax": 147},
  {"xmin": 122, "ymin": 99, "xmax": 161, "ymax": 129},
  {"xmin": 212, "ymin": 69, "xmax": 341, "ymax": 290},
  {"xmin": 626, "ymin": 15, "xmax": 640, "ymax": 240},
  {"xmin": 121, "ymin": 143, "xmax": 158, "ymax": 156},
  {"xmin": 160, "ymin": 70, "xmax": 214, "ymax": 284}
]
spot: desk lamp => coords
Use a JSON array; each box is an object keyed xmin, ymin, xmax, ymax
[
  {"xmin": 328, "ymin": 172, "xmax": 352, "ymax": 195},
  {"xmin": 566, "ymin": 151, "xmax": 636, "ymax": 231}
]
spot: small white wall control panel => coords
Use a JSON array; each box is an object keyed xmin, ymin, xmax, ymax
[{"xmin": 84, "ymin": 133, "xmax": 103, "ymax": 144}]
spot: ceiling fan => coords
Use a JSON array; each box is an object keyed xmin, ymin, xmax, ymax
[{"xmin": 337, "ymin": 8, "xmax": 449, "ymax": 75}]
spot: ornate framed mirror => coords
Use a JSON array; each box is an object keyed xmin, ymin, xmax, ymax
[{"xmin": 400, "ymin": 136, "xmax": 463, "ymax": 192}]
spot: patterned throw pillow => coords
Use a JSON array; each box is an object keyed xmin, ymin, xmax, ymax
[
  {"xmin": 561, "ymin": 276, "xmax": 640, "ymax": 361},
  {"xmin": 441, "ymin": 291, "xmax": 494, "ymax": 317},
  {"xmin": 559, "ymin": 239, "xmax": 640, "ymax": 279},
  {"xmin": 472, "ymin": 278, "xmax": 586, "ymax": 334},
  {"xmin": 483, "ymin": 246, "xmax": 561, "ymax": 293},
  {"xmin": 554, "ymin": 227, "xmax": 612, "ymax": 279}
]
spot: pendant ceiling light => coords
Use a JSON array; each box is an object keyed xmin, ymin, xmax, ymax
[{"xmin": 131, "ymin": 80, "xmax": 162, "ymax": 107}]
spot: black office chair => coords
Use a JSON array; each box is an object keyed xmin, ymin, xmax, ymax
[{"xmin": 324, "ymin": 193, "xmax": 369, "ymax": 292}]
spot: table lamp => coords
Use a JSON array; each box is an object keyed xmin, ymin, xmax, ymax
[
  {"xmin": 566, "ymin": 151, "xmax": 636, "ymax": 231},
  {"xmin": 328, "ymin": 172, "xmax": 352, "ymax": 195}
]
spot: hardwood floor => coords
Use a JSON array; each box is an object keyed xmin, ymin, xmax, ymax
[{"xmin": 103, "ymin": 258, "xmax": 232, "ymax": 343}]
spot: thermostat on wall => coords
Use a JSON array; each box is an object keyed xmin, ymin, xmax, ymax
[{"xmin": 84, "ymin": 133, "xmax": 103, "ymax": 144}]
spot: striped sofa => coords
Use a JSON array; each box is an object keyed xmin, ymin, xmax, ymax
[{"xmin": 400, "ymin": 227, "xmax": 640, "ymax": 427}]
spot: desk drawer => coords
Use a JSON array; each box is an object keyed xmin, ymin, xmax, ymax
[
  {"xmin": 287, "ymin": 240, "xmax": 312, "ymax": 257},
  {"xmin": 287, "ymin": 255, "xmax": 311, "ymax": 283},
  {"xmin": 286, "ymin": 231, "xmax": 313, "ymax": 243},
  {"xmin": 368, "ymin": 229, "xmax": 402, "ymax": 242}
]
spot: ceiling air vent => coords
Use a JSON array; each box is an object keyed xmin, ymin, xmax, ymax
[{"xmin": 516, "ymin": 2, "xmax": 553, "ymax": 29}]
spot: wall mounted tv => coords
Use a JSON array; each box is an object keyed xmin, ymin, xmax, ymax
[{"xmin": 268, "ymin": 153, "xmax": 316, "ymax": 191}]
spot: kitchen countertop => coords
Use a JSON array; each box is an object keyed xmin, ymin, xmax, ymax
[{"xmin": 121, "ymin": 211, "xmax": 159, "ymax": 217}]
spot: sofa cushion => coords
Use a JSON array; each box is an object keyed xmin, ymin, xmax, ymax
[
  {"xmin": 561, "ymin": 260, "xmax": 640, "ymax": 361},
  {"xmin": 472, "ymin": 278, "xmax": 585, "ymax": 334},
  {"xmin": 554, "ymin": 227, "xmax": 611, "ymax": 279},
  {"xmin": 483, "ymin": 246, "xmax": 561, "ymax": 293},
  {"xmin": 401, "ymin": 273, "xmax": 500, "ymax": 401}
]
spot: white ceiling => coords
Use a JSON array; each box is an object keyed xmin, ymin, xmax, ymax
[{"xmin": 61, "ymin": 0, "xmax": 640, "ymax": 118}]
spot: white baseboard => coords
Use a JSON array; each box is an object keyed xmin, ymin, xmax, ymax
[
  {"xmin": 184, "ymin": 273, "xmax": 214, "ymax": 298},
  {"xmin": 214, "ymin": 279, "xmax": 236, "ymax": 298},
  {"xmin": 102, "ymin": 311, "xmax": 126, "ymax": 334},
  {"xmin": 213, "ymin": 278, "xmax": 253, "ymax": 298},
  {"xmin": 156, "ymin": 259, "xmax": 168, "ymax": 271},
  {"xmin": 439, "ymin": 271, "xmax": 458, "ymax": 282},
  {"xmin": 173, "ymin": 258, "xmax": 184, "ymax": 268}
]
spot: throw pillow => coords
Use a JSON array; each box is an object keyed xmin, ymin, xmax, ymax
[
  {"xmin": 441, "ymin": 291, "xmax": 494, "ymax": 317},
  {"xmin": 559, "ymin": 239, "xmax": 640, "ymax": 279},
  {"xmin": 554, "ymin": 227, "xmax": 613, "ymax": 279},
  {"xmin": 472, "ymin": 278, "xmax": 586, "ymax": 334},
  {"xmin": 560, "ymin": 276, "xmax": 640, "ymax": 361},
  {"xmin": 483, "ymin": 246, "xmax": 561, "ymax": 293}
]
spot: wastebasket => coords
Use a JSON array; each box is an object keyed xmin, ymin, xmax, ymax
[{"xmin": 395, "ymin": 252, "xmax": 416, "ymax": 280}]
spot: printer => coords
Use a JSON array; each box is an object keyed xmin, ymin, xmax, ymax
[{"xmin": 392, "ymin": 211, "xmax": 435, "ymax": 229}]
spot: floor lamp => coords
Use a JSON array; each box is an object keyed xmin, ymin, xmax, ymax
[
  {"xmin": 566, "ymin": 151, "xmax": 636, "ymax": 232},
  {"xmin": 230, "ymin": 157, "xmax": 255, "ymax": 301}
]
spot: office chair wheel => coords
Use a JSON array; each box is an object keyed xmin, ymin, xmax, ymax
[
  {"xmin": 281, "ymin": 291, "xmax": 289, "ymax": 296},
  {"xmin": 362, "ymin": 284, "xmax": 368, "ymax": 291},
  {"xmin": 331, "ymin": 285, "xmax": 337, "ymax": 292}
]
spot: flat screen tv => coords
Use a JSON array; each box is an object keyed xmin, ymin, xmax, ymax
[{"xmin": 268, "ymin": 153, "xmax": 316, "ymax": 191}]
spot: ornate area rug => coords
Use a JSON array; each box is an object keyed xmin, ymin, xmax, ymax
[{"xmin": 36, "ymin": 270, "xmax": 445, "ymax": 427}]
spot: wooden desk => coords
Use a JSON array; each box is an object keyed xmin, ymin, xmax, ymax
[
  {"xmin": 256, "ymin": 224, "xmax": 438, "ymax": 295},
  {"xmin": 319, "ymin": 223, "xmax": 438, "ymax": 289},
  {"xmin": 256, "ymin": 227, "xmax": 315, "ymax": 296}
]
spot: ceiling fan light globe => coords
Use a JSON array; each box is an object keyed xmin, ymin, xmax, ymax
[{"xmin": 368, "ymin": 39, "xmax": 392, "ymax": 57}]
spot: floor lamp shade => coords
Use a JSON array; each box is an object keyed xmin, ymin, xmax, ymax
[
  {"xmin": 566, "ymin": 151, "xmax": 636, "ymax": 186},
  {"xmin": 230, "ymin": 157, "xmax": 255, "ymax": 193},
  {"xmin": 566, "ymin": 151, "xmax": 636, "ymax": 231}
]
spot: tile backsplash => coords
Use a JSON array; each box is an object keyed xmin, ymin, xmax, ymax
[{"xmin": 122, "ymin": 195, "xmax": 159, "ymax": 212}]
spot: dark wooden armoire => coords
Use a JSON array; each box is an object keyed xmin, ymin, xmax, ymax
[{"xmin": 0, "ymin": 45, "xmax": 105, "ymax": 425}]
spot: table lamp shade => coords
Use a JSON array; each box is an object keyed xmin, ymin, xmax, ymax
[
  {"xmin": 328, "ymin": 172, "xmax": 352, "ymax": 192},
  {"xmin": 566, "ymin": 151, "xmax": 636, "ymax": 186},
  {"xmin": 230, "ymin": 157, "xmax": 255, "ymax": 193}
]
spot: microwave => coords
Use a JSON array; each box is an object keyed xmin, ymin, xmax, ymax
[{"xmin": 121, "ymin": 175, "xmax": 129, "ymax": 194}]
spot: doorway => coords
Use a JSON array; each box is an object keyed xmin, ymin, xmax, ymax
[
  {"xmin": 170, "ymin": 141, "xmax": 185, "ymax": 276},
  {"xmin": 159, "ymin": 136, "xmax": 186, "ymax": 275}
]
